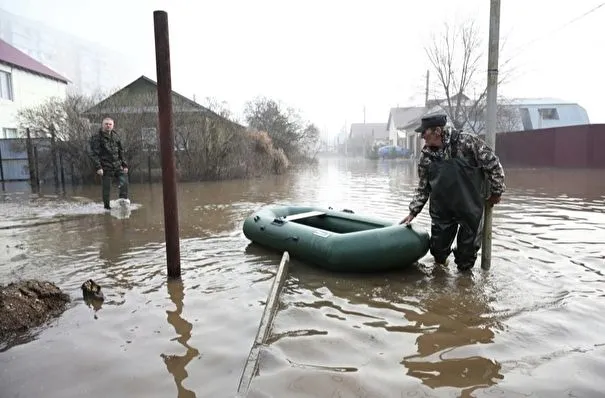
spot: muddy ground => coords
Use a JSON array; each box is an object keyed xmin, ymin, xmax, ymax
[{"xmin": 0, "ymin": 280, "xmax": 71, "ymax": 346}]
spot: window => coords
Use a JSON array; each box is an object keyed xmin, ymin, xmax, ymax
[
  {"xmin": 2, "ymin": 128, "xmax": 18, "ymax": 139},
  {"xmin": 0, "ymin": 71, "xmax": 13, "ymax": 100},
  {"xmin": 141, "ymin": 128, "xmax": 157, "ymax": 148},
  {"xmin": 538, "ymin": 108, "xmax": 559, "ymax": 120}
]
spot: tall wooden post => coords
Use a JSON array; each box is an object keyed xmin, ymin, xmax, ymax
[{"xmin": 154, "ymin": 10, "xmax": 181, "ymax": 279}]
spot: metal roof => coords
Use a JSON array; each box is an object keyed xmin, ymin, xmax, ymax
[
  {"xmin": 0, "ymin": 39, "xmax": 69, "ymax": 83},
  {"xmin": 387, "ymin": 106, "xmax": 427, "ymax": 130},
  {"xmin": 506, "ymin": 97, "xmax": 580, "ymax": 106}
]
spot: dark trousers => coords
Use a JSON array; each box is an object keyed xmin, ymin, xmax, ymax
[
  {"xmin": 102, "ymin": 168, "xmax": 128, "ymax": 207},
  {"xmin": 429, "ymin": 214, "xmax": 483, "ymax": 270}
]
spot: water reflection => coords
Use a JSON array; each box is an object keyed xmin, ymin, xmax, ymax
[
  {"xmin": 99, "ymin": 215, "xmax": 132, "ymax": 265},
  {"xmin": 161, "ymin": 279, "xmax": 200, "ymax": 398},
  {"xmin": 260, "ymin": 258, "xmax": 506, "ymax": 396},
  {"xmin": 399, "ymin": 275, "xmax": 504, "ymax": 394},
  {"xmin": 83, "ymin": 296, "xmax": 104, "ymax": 320}
]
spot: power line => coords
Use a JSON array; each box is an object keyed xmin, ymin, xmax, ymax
[{"xmin": 507, "ymin": 2, "xmax": 605, "ymax": 58}]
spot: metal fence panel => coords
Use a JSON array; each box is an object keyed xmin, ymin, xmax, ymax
[
  {"xmin": 0, "ymin": 138, "xmax": 51, "ymax": 182},
  {"xmin": 0, "ymin": 139, "xmax": 28, "ymax": 160},
  {"xmin": 1, "ymin": 158, "xmax": 29, "ymax": 180}
]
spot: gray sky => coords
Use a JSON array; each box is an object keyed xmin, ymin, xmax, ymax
[{"xmin": 2, "ymin": 0, "xmax": 604, "ymax": 137}]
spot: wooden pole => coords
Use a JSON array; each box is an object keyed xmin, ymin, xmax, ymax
[
  {"xmin": 153, "ymin": 10, "xmax": 181, "ymax": 279},
  {"xmin": 33, "ymin": 145, "xmax": 40, "ymax": 190},
  {"xmin": 148, "ymin": 152, "xmax": 152, "ymax": 184},
  {"xmin": 26, "ymin": 128, "xmax": 36, "ymax": 189},
  {"xmin": 481, "ymin": 0, "xmax": 501, "ymax": 270},
  {"xmin": 50, "ymin": 126, "xmax": 60, "ymax": 188},
  {"xmin": 59, "ymin": 151, "xmax": 66, "ymax": 191},
  {"xmin": 0, "ymin": 143, "xmax": 4, "ymax": 183}
]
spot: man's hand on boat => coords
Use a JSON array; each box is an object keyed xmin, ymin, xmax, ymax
[{"xmin": 399, "ymin": 213, "xmax": 415, "ymax": 225}]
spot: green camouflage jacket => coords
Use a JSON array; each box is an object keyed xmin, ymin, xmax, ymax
[
  {"xmin": 408, "ymin": 128, "xmax": 506, "ymax": 216},
  {"xmin": 89, "ymin": 129, "xmax": 128, "ymax": 171}
]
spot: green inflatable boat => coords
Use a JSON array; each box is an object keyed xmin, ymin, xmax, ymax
[{"xmin": 242, "ymin": 205, "xmax": 430, "ymax": 272}]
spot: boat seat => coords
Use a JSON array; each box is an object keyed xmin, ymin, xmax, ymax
[{"xmin": 284, "ymin": 211, "xmax": 326, "ymax": 221}]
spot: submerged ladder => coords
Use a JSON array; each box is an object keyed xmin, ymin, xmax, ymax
[{"xmin": 236, "ymin": 251, "xmax": 290, "ymax": 396}]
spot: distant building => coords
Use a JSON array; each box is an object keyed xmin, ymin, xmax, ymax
[
  {"xmin": 0, "ymin": 39, "xmax": 68, "ymax": 138},
  {"xmin": 0, "ymin": 8, "xmax": 136, "ymax": 95},
  {"xmin": 82, "ymin": 75, "xmax": 245, "ymax": 147},
  {"xmin": 398, "ymin": 97, "xmax": 591, "ymax": 153},
  {"xmin": 425, "ymin": 93, "xmax": 471, "ymax": 110},
  {"xmin": 386, "ymin": 106, "xmax": 426, "ymax": 156},
  {"xmin": 498, "ymin": 98, "xmax": 590, "ymax": 132},
  {"xmin": 347, "ymin": 123, "xmax": 388, "ymax": 157},
  {"xmin": 335, "ymin": 129, "xmax": 349, "ymax": 155}
]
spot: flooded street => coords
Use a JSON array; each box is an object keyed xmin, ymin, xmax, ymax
[{"xmin": 1, "ymin": 157, "xmax": 604, "ymax": 398}]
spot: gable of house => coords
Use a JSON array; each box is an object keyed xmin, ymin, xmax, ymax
[
  {"xmin": 85, "ymin": 76, "xmax": 208, "ymax": 115},
  {"xmin": 83, "ymin": 75, "xmax": 245, "ymax": 130},
  {"xmin": 0, "ymin": 39, "xmax": 69, "ymax": 83},
  {"xmin": 387, "ymin": 107, "xmax": 427, "ymax": 131}
]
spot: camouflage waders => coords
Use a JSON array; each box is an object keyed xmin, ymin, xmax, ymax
[{"xmin": 102, "ymin": 168, "xmax": 129, "ymax": 209}]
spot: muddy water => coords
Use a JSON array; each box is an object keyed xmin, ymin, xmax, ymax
[{"xmin": 0, "ymin": 158, "xmax": 604, "ymax": 398}]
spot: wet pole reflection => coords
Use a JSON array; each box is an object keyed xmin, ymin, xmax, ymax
[
  {"xmin": 400, "ymin": 275, "xmax": 504, "ymax": 396},
  {"xmin": 161, "ymin": 279, "xmax": 200, "ymax": 398}
]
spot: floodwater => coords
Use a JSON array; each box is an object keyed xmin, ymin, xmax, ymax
[{"xmin": 1, "ymin": 157, "xmax": 604, "ymax": 398}]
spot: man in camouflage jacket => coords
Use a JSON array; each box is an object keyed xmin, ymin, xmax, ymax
[
  {"xmin": 400, "ymin": 114, "xmax": 505, "ymax": 271},
  {"xmin": 89, "ymin": 117, "xmax": 129, "ymax": 210}
]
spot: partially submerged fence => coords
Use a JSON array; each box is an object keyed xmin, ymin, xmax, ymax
[
  {"xmin": 0, "ymin": 137, "xmax": 52, "ymax": 190},
  {"xmin": 0, "ymin": 135, "xmax": 163, "ymax": 190}
]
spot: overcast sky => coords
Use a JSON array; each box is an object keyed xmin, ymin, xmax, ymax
[{"xmin": 2, "ymin": 0, "xmax": 604, "ymax": 137}]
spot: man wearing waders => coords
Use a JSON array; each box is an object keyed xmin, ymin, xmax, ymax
[
  {"xmin": 400, "ymin": 114, "xmax": 505, "ymax": 272},
  {"xmin": 89, "ymin": 117, "xmax": 129, "ymax": 210}
]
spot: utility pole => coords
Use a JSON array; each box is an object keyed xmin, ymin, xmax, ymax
[
  {"xmin": 424, "ymin": 69, "xmax": 430, "ymax": 107},
  {"xmin": 481, "ymin": 0, "xmax": 501, "ymax": 270},
  {"xmin": 363, "ymin": 106, "xmax": 366, "ymax": 124}
]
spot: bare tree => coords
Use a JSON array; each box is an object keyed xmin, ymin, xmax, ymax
[
  {"xmin": 15, "ymin": 90, "xmax": 117, "ymax": 183},
  {"xmin": 244, "ymin": 96, "xmax": 320, "ymax": 163},
  {"xmin": 425, "ymin": 18, "xmax": 515, "ymax": 135},
  {"xmin": 203, "ymin": 97, "xmax": 240, "ymax": 122},
  {"xmin": 495, "ymin": 97, "xmax": 522, "ymax": 133}
]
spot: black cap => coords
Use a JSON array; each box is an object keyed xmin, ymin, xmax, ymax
[{"xmin": 414, "ymin": 114, "xmax": 447, "ymax": 133}]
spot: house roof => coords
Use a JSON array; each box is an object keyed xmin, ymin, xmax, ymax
[
  {"xmin": 0, "ymin": 39, "xmax": 69, "ymax": 83},
  {"xmin": 505, "ymin": 97, "xmax": 580, "ymax": 106},
  {"xmin": 426, "ymin": 92, "xmax": 471, "ymax": 108},
  {"xmin": 349, "ymin": 123, "xmax": 388, "ymax": 140},
  {"xmin": 84, "ymin": 75, "xmax": 245, "ymax": 129},
  {"xmin": 387, "ymin": 107, "xmax": 427, "ymax": 130}
]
